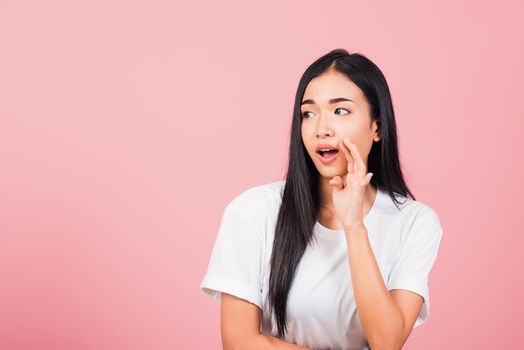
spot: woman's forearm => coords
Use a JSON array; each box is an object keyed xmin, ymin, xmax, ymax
[
  {"xmin": 346, "ymin": 226, "xmax": 404, "ymax": 350},
  {"xmin": 239, "ymin": 333, "xmax": 312, "ymax": 350}
]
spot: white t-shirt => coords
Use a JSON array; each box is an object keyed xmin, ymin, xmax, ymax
[{"xmin": 200, "ymin": 179, "xmax": 443, "ymax": 350}]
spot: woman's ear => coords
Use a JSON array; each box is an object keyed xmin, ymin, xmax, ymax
[{"xmin": 372, "ymin": 119, "xmax": 381, "ymax": 142}]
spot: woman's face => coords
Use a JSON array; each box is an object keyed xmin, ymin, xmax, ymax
[{"xmin": 300, "ymin": 69, "xmax": 381, "ymax": 179}]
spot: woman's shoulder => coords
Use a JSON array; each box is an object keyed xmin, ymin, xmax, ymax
[
  {"xmin": 379, "ymin": 188, "xmax": 442, "ymax": 231},
  {"xmin": 224, "ymin": 179, "xmax": 285, "ymax": 223}
]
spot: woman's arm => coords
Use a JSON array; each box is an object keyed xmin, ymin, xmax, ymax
[
  {"xmin": 221, "ymin": 293, "xmax": 312, "ymax": 350},
  {"xmin": 346, "ymin": 226, "xmax": 405, "ymax": 350},
  {"xmin": 245, "ymin": 334, "xmax": 312, "ymax": 350},
  {"xmin": 330, "ymin": 138, "xmax": 408, "ymax": 350}
]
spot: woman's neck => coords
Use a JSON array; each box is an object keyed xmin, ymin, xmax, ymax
[{"xmin": 317, "ymin": 177, "xmax": 377, "ymax": 228}]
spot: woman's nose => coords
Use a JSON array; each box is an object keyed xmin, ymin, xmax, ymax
[
  {"xmin": 316, "ymin": 128, "xmax": 333, "ymax": 137},
  {"xmin": 316, "ymin": 115, "xmax": 334, "ymax": 137}
]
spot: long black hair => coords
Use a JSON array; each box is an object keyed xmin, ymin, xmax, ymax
[{"xmin": 266, "ymin": 48, "xmax": 416, "ymax": 339}]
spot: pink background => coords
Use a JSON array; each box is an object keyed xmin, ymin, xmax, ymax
[{"xmin": 0, "ymin": 0, "xmax": 522, "ymax": 349}]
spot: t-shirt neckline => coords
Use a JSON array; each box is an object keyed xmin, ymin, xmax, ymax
[{"xmin": 314, "ymin": 187, "xmax": 384, "ymax": 240}]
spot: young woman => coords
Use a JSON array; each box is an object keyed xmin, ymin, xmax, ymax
[{"xmin": 200, "ymin": 48, "xmax": 443, "ymax": 350}]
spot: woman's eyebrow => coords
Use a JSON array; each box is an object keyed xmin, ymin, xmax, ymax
[{"xmin": 301, "ymin": 97, "xmax": 354, "ymax": 105}]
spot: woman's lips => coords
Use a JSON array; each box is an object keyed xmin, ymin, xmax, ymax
[{"xmin": 317, "ymin": 150, "xmax": 338, "ymax": 164}]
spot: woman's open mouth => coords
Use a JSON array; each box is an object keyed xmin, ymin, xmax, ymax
[{"xmin": 317, "ymin": 149, "xmax": 338, "ymax": 164}]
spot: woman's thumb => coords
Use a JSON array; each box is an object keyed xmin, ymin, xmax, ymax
[{"xmin": 329, "ymin": 176, "xmax": 343, "ymax": 192}]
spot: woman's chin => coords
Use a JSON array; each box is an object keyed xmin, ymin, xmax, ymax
[{"xmin": 317, "ymin": 167, "xmax": 344, "ymax": 178}]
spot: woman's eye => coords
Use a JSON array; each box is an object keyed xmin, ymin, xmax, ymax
[
  {"xmin": 335, "ymin": 107, "xmax": 350, "ymax": 115},
  {"xmin": 302, "ymin": 109, "xmax": 349, "ymax": 118},
  {"xmin": 302, "ymin": 111, "xmax": 313, "ymax": 118}
]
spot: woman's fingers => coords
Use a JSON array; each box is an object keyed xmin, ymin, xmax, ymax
[
  {"xmin": 328, "ymin": 176, "xmax": 344, "ymax": 191},
  {"xmin": 343, "ymin": 138, "xmax": 366, "ymax": 176},
  {"xmin": 362, "ymin": 172, "xmax": 373, "ymax": 186},
  {"xmin": 339, "ymin": 139, "xmax": 354, "ymax": 175}
]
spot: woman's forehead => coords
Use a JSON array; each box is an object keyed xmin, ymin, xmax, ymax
[{"xmin": 302, "ymin": 72, "xmax": 363, "ymax": 104}]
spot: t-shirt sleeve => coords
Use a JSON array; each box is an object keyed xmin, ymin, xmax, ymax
[
  {"xmin": 199, "ymin": 205, "xmax": 264, "ymax": 310},
  {"xmin": 387, "ymin": 207, "xmax": 443, "ymax": 328}
]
